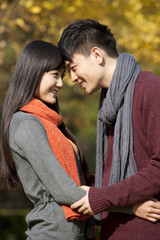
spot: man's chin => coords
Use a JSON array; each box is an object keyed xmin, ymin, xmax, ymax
[
  {"xmin": 83, "ymin": 88, "xmax": 90, "ymax": 95},
  {"xmin": 84, "ymin": 88, "xmax": 95, "ymax": 95},
  {"xmin": 85, "ymin": 90, "xmax": 92, "ymax": 95}
]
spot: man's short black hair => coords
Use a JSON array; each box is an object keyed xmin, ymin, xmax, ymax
[{"xmin": 58, "ymin": 19, "xmax": 118, "ymax": 61}]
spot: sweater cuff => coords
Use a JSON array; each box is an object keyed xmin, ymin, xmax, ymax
[
  {"xmin": 89, "ymin": 187, "xmax": 107, "ymax": 215},
  {"xmin": 89, "ymin": 187, "xmax": 134, "ymax": 215}
]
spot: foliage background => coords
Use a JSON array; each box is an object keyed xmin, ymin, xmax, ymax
[{"xmin": 0, "ymin": 0, "xmax": 160, "ymax": 239}]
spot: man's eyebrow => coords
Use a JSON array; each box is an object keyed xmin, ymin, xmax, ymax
[
  {"xmin": 65, "ymin": 62, "xmax": 71, "ymax": 68},
  {"xmin": 65, "ymin": 62, "xmax": 76, "ymax": 70}
]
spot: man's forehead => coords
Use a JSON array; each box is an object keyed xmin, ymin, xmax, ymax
[
  {"xmin": 65, "ymin": 52, "xmax": 87, "ymax": 68},
  {"xmin": 65, "ymin": 53, "xmax": 84, "ymax": 67}
]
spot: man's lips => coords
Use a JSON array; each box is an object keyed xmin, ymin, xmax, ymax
[{"xmin": 78, "ymin": 80, "xmax": 85, "ymax": 88}]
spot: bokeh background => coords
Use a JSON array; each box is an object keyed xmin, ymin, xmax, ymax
[{"xmin": 0, "ymin": 0, "xmax": 160, "ymax": 239}]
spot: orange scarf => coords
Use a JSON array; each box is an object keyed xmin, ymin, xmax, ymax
[{"xmin": 20, "ymin": 98, "xmax": 87, "ymax": 221}]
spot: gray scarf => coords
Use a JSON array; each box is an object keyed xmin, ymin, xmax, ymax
[{"xmin": 95, "ymin": 53, "xmax": 142, "ymax": 189}]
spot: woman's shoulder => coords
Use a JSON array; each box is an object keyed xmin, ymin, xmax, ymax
[
  {"xmin": 9, "ymin": 111, "xmax": 47, "ymax": 150},
  {"xmin": 11, "ymin": 111, "xmax": 42, "ymax": 128},
  {"xmin": 10, "ymin": 111, "xmax": 45, "ymax": 137},
  {"xmin": 12, "ymin": 111, "xmax": 38, "ymax": 122}
]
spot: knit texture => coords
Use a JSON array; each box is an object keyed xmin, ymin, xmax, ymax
[
  {"xmin": 95, "ymin": 53, "xmax": 142, "ymax": 189},
  {"xmin": 21, "ymin": 98, "xmax": 87, "ymax": 221},
  {"xmin": 89, "ymin": 71, "xmax": 160, "ymax": 240}
]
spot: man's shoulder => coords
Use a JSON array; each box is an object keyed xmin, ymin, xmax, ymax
[
  {"xmin": 134, "ymin": 71, "xmax": 160, "ymax": 101},
  {"xmin": 136, "ymin": 71, "xmax": 160, "ymax": 85}
]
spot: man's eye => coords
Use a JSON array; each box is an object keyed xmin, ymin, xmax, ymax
[{"xmin": 71, "ymin": 66, "xmax": 76, "ymax": 72}]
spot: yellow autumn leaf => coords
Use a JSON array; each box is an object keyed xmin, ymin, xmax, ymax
[
  {"xmin": 0, "ymin": 25, "xmax": 5, "ymax": 34},
  {"xmin": 75, "ymin": 0, "xmax": 83, "ymax": 7},
  {"xmin": 1, "ymin": 2, "xmax": 7, "ymax": 10},
  {"xmin": 30, "ymin": 6, "xmax": 42, "ymax": 14},
  {"xmin": 67, "ymin": 6, "xmax": 76, "ymax": 13},
  {"xmin": 20, "ymin": 0, "xmax": 33, "ymax": 8},
  {"xmin": 42, "ymin": 1, "xmax": 54, "ymax": 10},
  {"xmin": 15, "ymin": 18, "xmax": 25, "ymax": 28}
]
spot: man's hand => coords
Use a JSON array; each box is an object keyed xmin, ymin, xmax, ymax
[
  {"xmin": 71, "ymin": 185, "xmax": 93, "ymax": 215},
  {"xmin": 133, "ymin": 198, "xmax": 160, "ymax": 222}
]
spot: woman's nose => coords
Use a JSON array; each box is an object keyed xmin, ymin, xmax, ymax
[{"xmin": 57, "ymin": 78, "xmax": 63, "ymax": 88}]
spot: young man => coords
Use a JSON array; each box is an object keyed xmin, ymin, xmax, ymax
[{"xmin": 58, "ymin": 19, "xmax": 160, "ymax": 240}]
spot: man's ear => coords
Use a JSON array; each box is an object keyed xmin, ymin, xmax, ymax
[{"xmin": 90, "ymin": 47, "xmax": 104, "ymax": 64}]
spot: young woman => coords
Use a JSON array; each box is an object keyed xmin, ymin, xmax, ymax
[{"xmin": 0, "ymin": 40, "xmax": 96, "ymax": 240}]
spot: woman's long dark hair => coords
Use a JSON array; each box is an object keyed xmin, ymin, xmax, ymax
[{"xmin": 1, "ymin": 40, "xmax": 88, "ymax": 190}]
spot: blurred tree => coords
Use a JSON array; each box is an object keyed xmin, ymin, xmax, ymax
[
  {"xmin": 0, "ymin": 0, "xmax": 160, "ymax": 181},
  {"xmin": 0, "ymin": 0, "xmax": 160, "ymax": 71}
]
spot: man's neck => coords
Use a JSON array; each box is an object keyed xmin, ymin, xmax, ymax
[{"xmin": 102, "ymin": 56, "xmax": 118, "ymax": 89}]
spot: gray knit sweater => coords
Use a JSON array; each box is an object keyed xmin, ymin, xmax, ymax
[{"xmin": 9, "ymin": 111, "xmax": 95, "ymax": 240}]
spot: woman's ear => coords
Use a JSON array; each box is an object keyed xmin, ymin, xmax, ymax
[{"xmin": 90, "ymin": 47, "xmax": 104, "ymax": 64}]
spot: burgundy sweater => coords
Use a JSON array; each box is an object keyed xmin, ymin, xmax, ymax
[{"xmin": 89, "ymin": 71, "xmax": 160, "ymax": 240}]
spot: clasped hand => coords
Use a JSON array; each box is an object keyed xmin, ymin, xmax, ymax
[
  {"xmin": 71, "ymin": 186, "xmax": 93, "ymax": 215},
  {"xmin": 71, "ymin": 186, "xmax": 160, "ymax": 223}
]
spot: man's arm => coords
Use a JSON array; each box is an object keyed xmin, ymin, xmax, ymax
[{"xmin": 71, "ymin": 186, "xmax": 160, "ymax": 222}]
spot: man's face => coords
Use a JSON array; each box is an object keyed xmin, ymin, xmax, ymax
[{"xmin": 65, "ymin": 52, "xmax": 103, "ymax": 94}]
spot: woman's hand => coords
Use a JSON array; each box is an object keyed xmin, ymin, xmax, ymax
[
  {"xmin": 133, "ymin": 198, "xmax": 160, "ymax": 222},
  {"xmin": 80, "ymin": 185, "xmax": 90, "ymax": 192},
  {"xmin": 70, "ymin": 185, "xmax": 93, "ymax": 215}
]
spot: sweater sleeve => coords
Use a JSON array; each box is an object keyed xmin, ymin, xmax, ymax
[
  {"xmin": 89, "ymin": 77, "xmax": 160, "ymax": 215},
  {"xmin": 13, "ymin": 118, "xmax": 86, "ymax": 205}
]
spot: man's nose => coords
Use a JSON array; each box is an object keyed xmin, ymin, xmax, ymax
[{"xmin": 71, "ymin": 70, "xmax": 78, "ymax": 82}]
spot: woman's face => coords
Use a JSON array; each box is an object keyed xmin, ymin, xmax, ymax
[{"xmin": 34, "ymin": 68, "xmax": 65, "ymax": 104}]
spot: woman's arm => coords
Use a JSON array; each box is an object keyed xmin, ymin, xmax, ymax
[{"xmin": 13, "ymin": 117, "xmax": 86, "ymax": 205}]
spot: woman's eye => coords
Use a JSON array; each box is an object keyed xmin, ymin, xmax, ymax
[{"xmin": 52, "ymin": 72, "xmax": 58, "ymax": 77}]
